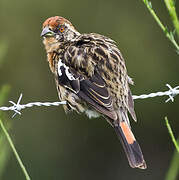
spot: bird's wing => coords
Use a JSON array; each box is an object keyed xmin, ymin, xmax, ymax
[
  {"xmin": 78, "ymin": 72, "xmax": 117, "ymax": 120},
  {"xmin": 59, "ymin": 33, "xmax": 136, "ymax": 122},
  {"xmin": 57, "ymin": 58, "xmax": 117, "ymax": 120}
]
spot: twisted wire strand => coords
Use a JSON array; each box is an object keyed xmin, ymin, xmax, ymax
[
  {"xmin": 0, "ymin": 84, "xmax": 179, "ymax": 117},
  {"xmin": 133, "ymin": 84, "xmax": 179, "ymax": 102}
]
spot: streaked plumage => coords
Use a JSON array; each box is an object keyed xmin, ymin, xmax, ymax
[{"xmin": 41, "ymin": 16, "xmax": 146, "ymax": 169}]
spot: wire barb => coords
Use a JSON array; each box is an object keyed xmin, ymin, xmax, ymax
[
  {"xmin": 0, "ymin": 84, "xmax": 178, "ymax": 117},
  {"xmin": 133, "ymin": 84, "xmax": 179, "ymax": 102},
  {"xmin": 9, "ymin": 93, "xmax": 23, "ymax": 118},
  {"xmin": 0, "ymin": 94, "xmax": 66, "ymax": 118},
  {"xmin": 165, "ymin": 84, "xmax": 179, "ymax": 103}
]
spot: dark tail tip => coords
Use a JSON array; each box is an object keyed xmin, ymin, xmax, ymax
[
  {"xmin": 129, "ymin": 141, "xmax": 147, "ymax": 169},
  {"xmin": 114, "ymin": 125, "xmax": 147, "ymax": 169}
]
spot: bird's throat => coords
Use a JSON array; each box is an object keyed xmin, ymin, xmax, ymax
[
  {"xmin": 43, "ymin": 37, "xmax": 60, "ymax": 53},
  {"xmin": 47, "ymin": 52, "xmax": 57, "ymax": 73}
]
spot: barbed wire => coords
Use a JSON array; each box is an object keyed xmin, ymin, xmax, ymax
[
  {"xmin": 0, "ymin": 94, "xmax": 66, "ymax": 118},
  {"xmin": 0, "ymin": 84, "xmax": 179, "ymax": 118},
  {"xmin": 133, "ymin": 84, "xmax": 179, "ymax": 102}
]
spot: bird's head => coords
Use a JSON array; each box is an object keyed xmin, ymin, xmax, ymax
[{"xmin": 41, "ymin": 16, "xmax": 80, "ymax": 52}]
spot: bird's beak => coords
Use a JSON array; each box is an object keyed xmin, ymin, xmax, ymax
[{"xmin": 41, "ymin": 26, "xmax": 54, "ymax": 37}]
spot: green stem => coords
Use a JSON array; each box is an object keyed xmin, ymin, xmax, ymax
[
  {"xmin": 165, "ymin": 117, "xmax": 179, "ymax": 153},
  {"xmin": 0, "ymin": 119, "xmax": 31, "ymax": 180},
  {"xmin": 164, "ymin": 0, "xmax": 179, "ymax": 38},
  {"xmin": 165, "ymin": 139, "xmax": 179, "ymax": 180},
  {"xmin": 142, "ymin": 0, "xmax": 179, "ymax": 53}
]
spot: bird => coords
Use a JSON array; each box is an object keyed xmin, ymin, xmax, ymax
[{"xmin": 41, "ymin": 16, "xmax": 146, "ymax": 169}]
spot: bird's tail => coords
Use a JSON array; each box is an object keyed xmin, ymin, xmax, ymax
[{"xmin": 113, "ymin": 121, "xmax": 147, "ymax": 169}]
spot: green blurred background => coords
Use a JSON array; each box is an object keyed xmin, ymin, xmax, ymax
[{"xmin": 0, "ymin": 0, "xmax": 179, "ymax": 179}]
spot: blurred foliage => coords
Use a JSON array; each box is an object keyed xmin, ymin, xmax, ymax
[
  {"xmin": 0, "ymin": 136, "xmax": 10, "ymax": 179},
  {"xmin": 144, "ymin": 0, "xmax": 179, "ymax": 179},
  {"xmin": 0, "ymin": 33, "xmax": 11, "ymax": 179},
  {"xmin": 0, "ymin": 40, "xmax": 8, "ymax": 68},
  {"xmin": 0, "ymin": 117, "xmax": 31, "ymax": 180},
  {"xmin": 143, "ymin": 0, "xmax": 179, "ymax": 53},
  {"xmin": 0, "ymin": 85, "xmax": 11, "ymax": 107},
  {"xmin": 0, "ymin": 0, "xmax": 179, "ymax": 180},
  {"xmin": 165, "ymin": 139, "xmax": 179, "ymax": 180},
  {"xmin": 164, "ymin": 0, "xmax": 179, "ymax": 38},
  {"xmin": 165, "ymin": 117, "xmax": 179, "ymax": 180},
  {"xmin": 0, "ymin": 85, "xmax": 11, "ymax": 179},
  {"xmin": 0, "ymin": 26, "xmax": 12, "ymax": 178},
  {"xmin": 165, "ymin": 117, "xmax": 179, "ymax": 153}
]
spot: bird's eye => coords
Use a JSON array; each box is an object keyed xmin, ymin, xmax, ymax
[{"xmin": 59, "ymin": 27, "xmax": 64, "ymax": 32}]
